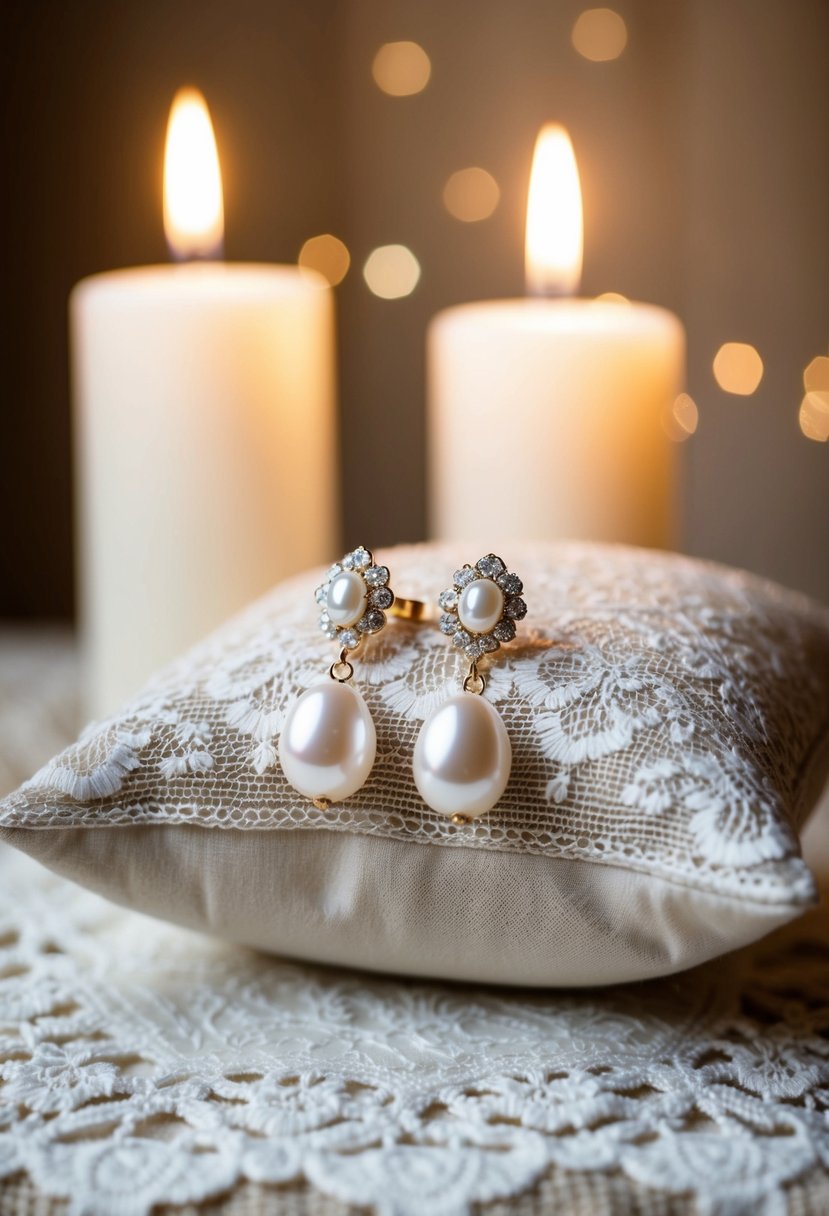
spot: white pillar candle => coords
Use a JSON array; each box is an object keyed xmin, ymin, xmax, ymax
[
  {"xmin": 428, "ymin": 125, "xmax": 685, "ymax": 548},
  {"xmin": 71, "ymin": 90, "xmax": 337, "ymax": 717}
]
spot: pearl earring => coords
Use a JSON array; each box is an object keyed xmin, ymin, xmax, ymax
[
  {"xmin": 413, "ymin": 554, "xmax": 527, "ymax": 825},
  {"xmin": 279, "ymin": 546, "xmax": 398, "ymax": 809}
]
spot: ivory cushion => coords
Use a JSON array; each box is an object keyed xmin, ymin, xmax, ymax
[{"xmin": 2, "ymin": 541, "xmax": 829, "ymax": 986}]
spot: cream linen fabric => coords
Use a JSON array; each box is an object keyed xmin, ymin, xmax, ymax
[
  {"xmin": 2, "ymin": 541, "xmax": 829, "ymax": 985},
  {"xmin": 0, "ymin": 825, "xmax": 806, "ymax": 986}
]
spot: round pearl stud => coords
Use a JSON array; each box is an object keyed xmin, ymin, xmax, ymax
[
  {"xmin": 326, "ymin": 570, "xmax": 368, "ymax": 628},
  {"xmin": 279, "ymin": 681, "xmax": 376, "ymax": 803},
  {"xmin": 413, "ymin": 693, "xmax": 512, "ymax": 820},
  {"xmin": 458, "ymin": 578, "xmax": 505, "ymax": 636}
]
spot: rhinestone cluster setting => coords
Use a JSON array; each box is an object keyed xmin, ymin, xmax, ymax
[
  {"xmin": 315, "ymin": 546, "xmax": 395, "ymax": 650},
  {"xmin": 438, "ymin": 554, "xmax": 527, "ymax": 660}
]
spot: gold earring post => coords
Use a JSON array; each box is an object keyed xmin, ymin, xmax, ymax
[{"xmin": 388, "ymin": 596, "xmax": 435, "ymax": 624}]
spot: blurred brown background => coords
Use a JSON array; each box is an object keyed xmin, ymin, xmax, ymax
[{"xmin": 1, "ymin": 0, "xmax": 827, "ymax": 618}]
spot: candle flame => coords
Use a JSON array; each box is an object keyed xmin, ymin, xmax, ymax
[
  {"xmin": 525, "ymin": 124, "xmax": 583, "ymax": 297},
  {"xmin": 163, "ymin": 87, "xmax": 224, "ymax": 260}
]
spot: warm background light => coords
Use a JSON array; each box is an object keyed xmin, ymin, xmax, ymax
[
  {"xmin": 298, "ymin": 234, "xmax": 351, "ymax": 286},
  {"xmin": 804, "ymin": 355, "xmax": 829, "ymax": 395},
  {"xmin": 163, "ymin": 87, "xmax": 224, "ymax": 260},
  {"xmin": 712, "ymin": 342, "xmax": 764, "ymax": 395},
  {"xmin": 372, "ymin": 41, "xmax": 431, "ymax": 96},
  {"xmin": 525, "ymin": 124, "xmax": 583, "ymax": 296},
  {"xmin": 572, "ymin": 8, "xmax": 628, "ymax": 62},
  {"xmin": 800, "ymin": 355, "xmax": 829, "ymax": 441},
  {"xmin": 596, "ymin": 291, "xmax": 629, "ymax": 304},
  {"xmin": 663, "ymin": 392, "xmax": 700, "ymax": 442},
  {"xmin": 363, "ymin": 244, "xmax": 421, "ymax": 298},
  {"xmin": 443, "ymin": 167, "xmax": 500, "ymax": 222},
  {"xmin": 799, "ymin": 394, "xmax": 829, "ymax": 442}
]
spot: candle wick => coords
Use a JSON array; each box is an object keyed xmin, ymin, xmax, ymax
[
  {"xmin": 168, "ymin": 243, "xmax": 225, "ymax": 265},
  {"xmin": 525, "ymin": 282, "xmax": 573, "ymax": 300}
]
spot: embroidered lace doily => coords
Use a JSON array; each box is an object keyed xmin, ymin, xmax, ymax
[
  {"xmin": 2, "ymin": 830, "xmax": 829, "ymax": 1216},
  {"xmin": 3, "ymin": 543, "xmax": 829, "ymax": 910}
]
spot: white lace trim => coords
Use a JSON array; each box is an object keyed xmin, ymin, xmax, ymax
[{"xmin": 2, "ymin": 843, "xmax": 829, "ymax": 1215}]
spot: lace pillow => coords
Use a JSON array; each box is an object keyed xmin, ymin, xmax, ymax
[{"xmin": 2, "ymin": 541, "xmax": 829, "ymax": 987}]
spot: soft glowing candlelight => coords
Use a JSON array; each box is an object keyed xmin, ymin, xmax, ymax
[
  {"xmin": 163, "ymin": 87, "xmax": 224, "ymax": 260},
  {"xmin": 428, "ymin": 124, "xmax": 685, "ymax": 549},
  {"xmin": 71, "ymin": 89, "xmax": 336, "ymax": 716},
  {"xmin": 524, "ymin": 123, "xmax": 583, "ymax": 297}
]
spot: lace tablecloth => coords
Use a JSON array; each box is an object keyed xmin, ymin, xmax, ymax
[{"xmin": 1, "ymin": 631, "xmax": 829, "ymax": 1216}]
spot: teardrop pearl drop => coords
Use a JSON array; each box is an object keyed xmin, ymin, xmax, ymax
[
  {"xmin": 279, "ymin": 681, "xmax": 376, "ymax": 803},
  {"xmin": 413, "ymin": 694, "xmax": 511, "ymax": 819}
]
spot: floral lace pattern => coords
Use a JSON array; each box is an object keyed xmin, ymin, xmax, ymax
[
  {"xmin": 2, "ymin": 543, "xmax": 828, "ymax": 907},
  {"xmin": 2, "ymin": 838, "xmax": 829, "ymax": 1215}
]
